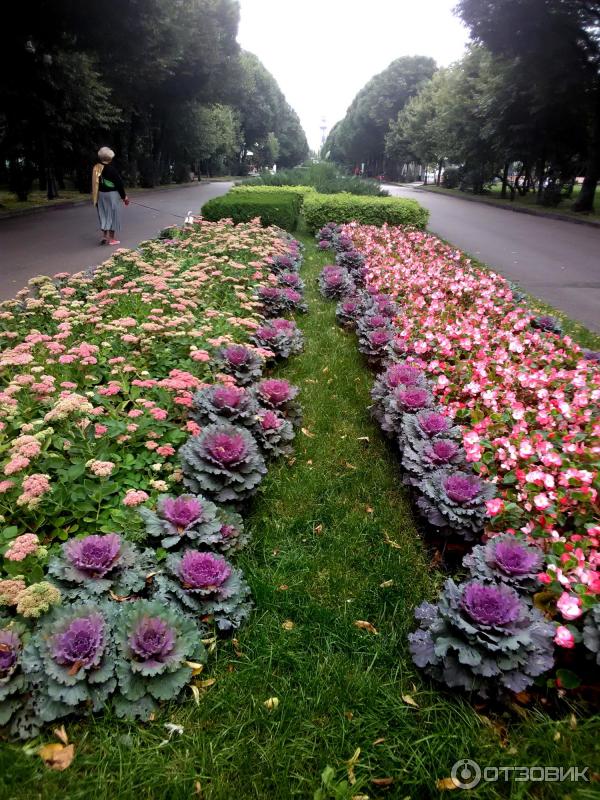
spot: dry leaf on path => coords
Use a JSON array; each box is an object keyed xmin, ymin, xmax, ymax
[
  {"xmin": 38, "ymin": 743, "xmax": 75, "ymax": 771},
  {"xmin": 353, "ymin": 620, "xmax": 378, "ymax": 635}
]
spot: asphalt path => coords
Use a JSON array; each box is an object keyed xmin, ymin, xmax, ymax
[
  {"xmin": 0, "ymin": 181, "xmax": 232, "ymax": 300},
  {"xmin": 384, "ymin": 185, "xmax": 600, "ymax": 332}
]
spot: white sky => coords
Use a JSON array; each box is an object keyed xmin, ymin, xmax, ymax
[{"xmin": 237, "ymin": 0, "xmax": 470, "ymax": 150}]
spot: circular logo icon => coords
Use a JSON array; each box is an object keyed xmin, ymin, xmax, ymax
[{"xmin": 451, "ymin": 759, "xmax": 482, "ymax": 790}]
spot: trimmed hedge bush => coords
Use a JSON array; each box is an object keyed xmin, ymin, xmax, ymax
[
  {"xmin": 231, "ymin": 185, "xmax": 316, "ymax": 204},
  {"xmin": 202, "ymin": 191, "xmax": 301, "ymax": 231},
  {"xmin": 304, "ymin": 192, "xmax": 429, "ymax": 233}
]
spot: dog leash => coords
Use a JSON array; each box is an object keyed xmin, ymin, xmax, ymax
[{"xmin": 128, "ymin": 200, "xmax": 194, "ymax": 223}]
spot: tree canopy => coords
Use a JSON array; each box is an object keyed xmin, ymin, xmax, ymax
[{"xmin": 0, "ymin": 0, "xmax": 308, "ymax": 198}]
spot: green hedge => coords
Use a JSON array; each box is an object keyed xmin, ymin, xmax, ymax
[
  {"xmin": 303, "ymin": 192, "xmax": 429, "ymax": 233},
  {"xmin": 231, "ymin": 185, "xmax": 316, "ymax": 204},
  {"xmin": 202, "ymin": 190, "xmax": 301, "ymax": 231}
]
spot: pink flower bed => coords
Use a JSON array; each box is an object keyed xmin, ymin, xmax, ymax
[{"xmin": 344, "ymin": 222, "xmax": 599, "ymax": 638}]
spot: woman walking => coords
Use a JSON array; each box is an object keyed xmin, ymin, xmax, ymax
[{"xmin": 92, "ymin": 147, "xmax": 129, "ymax": 245}]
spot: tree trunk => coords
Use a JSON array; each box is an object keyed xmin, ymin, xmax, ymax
[
  {"xmin": 500, "ymin": 161, "xmax": 509, "ymax": 199},
  {"xmin": 436, "ymin": 159, "xmax": 444, "ymax": 186}
]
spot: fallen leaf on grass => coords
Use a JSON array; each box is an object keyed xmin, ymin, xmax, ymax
[
  {"xmin": 346, "ymin": 747, "xmax": 361, "ymax": 785},
  {"xmin": 277, "ymin": 584, "xmax": 289, "ymax": 591},
  {"xmin": 194, "ymin": 781, "xmax": 203, "ymax": 797},
  {"xmin": 344, "ymin": 711, "xmax": 354, "ymax": 720},
  {"xmin": 366, "ymin": 506, "xmax": 374, "ymax": 514},
  {"xmin": 196, "ymin": 678, "xmax": 216, "ymax": 689},
  {"xmin": 436, "ymin": 777, "xmax": 458, "ymax": 791},
  {"xmin": 322, "ymin": 366, "xmax": 329, "ymax": 373},
  {"xmin": 38, "ymin": 743, "xmax": 75, "ymax": 771},
  {"xmin": 184, "ymin": 660, "xmax": 205, "ymax": 676},
  {"xmin": 379, "ymin": 579, "xmax": 394, "ymax": 588},
  {"xmin": 306, "ymin": 459, "xmax": 313, "ymax": 465},
  {"xmin": 371, "ymin": 777, "xmax": 394, "ymax": 787},
  {"xmin": 353, "ymin": 620, "xmax": 378, "ymax": 635},
  {"xmin": 373, "ymin": 737, "xmax": 386, "ymax": 746},
  {"xmin": 569, "ymin": 713, "xmax": 578, "ymax": 730},
  {"xmin": 314, "ymin": 523, "xmax": 323, "ymax": 534},
  {"xmin": 401, "ymin": 694, "xmax": 419, "ymax": 708},
  {"xmin": 231, "ymin": 638, "xmax": 244, "ymax": 657},
  {"xmin": 344, "ymin": 462, "xmax": 356, "ymax": 470},
  {"xmin": 301, "ymin": 427, "xmax": 315, "ymax": 438},
  {"xmin": 53, "ymin": 725, "xmax": 69, "ymax": 746},
  {"xmin": 282, "ymin": 620, "xmax": 295, "ymax": 631},
  {"xmin": 304, "ymin": 379, "xmax": 318, "ymax": 384},
  {"xmin": 383, "ymin": 532, "xmax": 402, "ymax": 550},
  {"xmin": 357, "ymin": 436, "xmax": 370, "ymax": 443},
  {"xmin": 190, "ymin": 685, "xmax": 201, "ymax": 705},
  {"xmin": 263, "ymin": 697, "xmax": 279, "ymax": 711}
]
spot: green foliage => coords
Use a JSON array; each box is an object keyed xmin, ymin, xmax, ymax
[
  {"xmin": 231, "ymin": 185, "xmax": 316, "ymax": 204},
  {"xmin": 303, "ymin": 193, "xmax": 429, "ymax": 233},
  {"xmin": 202, "ymin": 191, "xmax": 302, "ymax": 231},
  {"xmin": 246, "ymin": 162, "xmax": 386, "ymax": 196}
]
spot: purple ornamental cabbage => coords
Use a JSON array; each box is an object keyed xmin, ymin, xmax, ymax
[
  {"xmin": 318, "ymin": 266, "xmax": 355, "ymax": 299},
  {"xmin": 215, "ymin": 344, "xmax": 264, "ymax": 386},
  {"xmin": 139, "ymin": 493, "xmax": 222, "ymax": 550},
  {"xmin": 335, "ymin": 296, "xmax": 364, "ymax": 329},
  {"xmin": 270, "ymin": 253, "xmax": 300, "ymax": 274},
  {"xmin": 179, "ymin": 423, "xmax": 267, "ymax": 503},
  {"xmin": 252, "ymin": 408, "xmax": 296, "ymax": 457},
  {"xmin": 48, "ymin": 533, "xmax": 155, "ymax": 599},
  {"xmin": 583, "ymin": 605, "xmax": 600, "ymax": 666},
  {"xmin": 399, "ymin": 409, "xmax": 462, "ymax": 452},
  {"xmin": 370, "ymin": 361, "xmax": 426, "ymax": 424},
  {"xmin": 415, "ymin": 468, "xmax": 496, "ymax": 540},
  {"xmin": 281, "ymin": 286, "xmax": 308, "ymax": 314},
  {"xmin": 256, "ymin": 285, "xmax": 288, "ymax": 317},
  {"xmin": 462, "ymin": 534, "xmax": 544, "ymax": 591},
  {"xmin": 251, "ymin": 318, "xmax": 304, "ymax": 359},
  {"xmin": 335, "ymin": 249, "xmax": 365, "ymax": 271},
  {"xmin": 156, "ymin": 550, "xmax": 252, "ymax": 631},
  {"xmin": 22, "ymin": 604, "xmax": 116, "ymax": 722},
  {"xmin": 316, "ymin": 223, "xmax": 340, "ymax": 243},
  {"xmin": 215, "ymin": 507, "xmax": 250, "ymax": 555},
  {"xmin": 0, "ymin": 623, "xmax": 29, "ymax": 735},
  {"xmin": 333, "ymin": 232, "xmax": 354, "ymax": 252},
  {"xmin": 401, "ymin": 437, "xmax": 467, "ymax": 487},
  {"xmin": 113, "ymin": 599, "xmax": 206, "ymax": 720},
  {"xmin": 358, "ymin": 328, "xmax": 394, "ymax": 362},
  {"xmin": 379, "ymin": 385, "xmax": 434, "ymax": 437},
  {"xmin": 278, "ymin": 272, "xmax": 305, "ymax": 291},
  {"xmin": 531, "ymin": 315, "xmax": 562, "ymax": 335},
  {"xmin": 408, "ymin": 578, "xmax": 555, "ymax": 697},
  {"xmin": 253, "ymin": 378, "xmax": 301, "ymax": 426},
  {"xmin": 192, "ymin": 383, "xmax": 259, "ymax": 427}
]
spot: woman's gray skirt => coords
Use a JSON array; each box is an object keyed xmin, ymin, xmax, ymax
[{"xmin": 97, "ymin": 191, "xmax": 122, "ymax": 232}]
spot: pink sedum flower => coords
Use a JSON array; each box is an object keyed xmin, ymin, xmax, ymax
[{"xmin": 5, "ymin": 533, "xmax": 40, "ymax": 561}]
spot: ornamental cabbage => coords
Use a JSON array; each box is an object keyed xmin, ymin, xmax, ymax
[
  {"xmin": 399, "ymin": 410, "xmax": 462, "ymax": 451},
  {"xmin": 318, "ymin": 266, "xmax": 355, "ymax": 299},
  {"xmin": 23, "ymin": 604, "xmax": 116, "ymax": 723},
  {"xmin": 155, "ymin": 550, "xmax": 251, "ymax": 631},
  {"xmin": 139, "ymin": 493, "xmax": 222, "ymax": 550},
  {"xmin": 0, "ymin": 622, "xmax": 29, "ymax": 735},
  {"xmin": 401, "ymin": 437, "xmax": 467, "ymax": 486},
  {"xmin": 252, "ymin": 408, "xmax": 296, "ymax": 457},
  {"xmin": 582, "ymin": 604, "xmax": 600, "ymax": 666},
  {"xmin": 215, "ymin": 507, "xmax": 250, "ymax": 555},
  {"xmin": 256, "ymin": 285, "xmax": 288, "ymax": 317},
  {"xmin": 379, "ymin": 385, "xmax": 434, "ymax": 436},
  {"xmin": 113, "ymin": 599, "xmax": 206, "ymax": 720},
  {"xmin": 251, "ymin": 318, "xmax": 304, "ymax": 359},
  {"xmin": 215, "ymin": 345, "xmax": 264, "ymax": 386},
  {"xmin": 358, "ymin": 327, "xmax": 394, "ymax": 361},
  {"xmin": 253, "ymin": 378, "xmax": 301, "ymax": 426},
  {"xmin": 48, "ymin": 533, "xmax": 155, "ymax": 599},
  {"xmin": 408, "ymin": 578, "xmax": 555, "ymax": 696},
  {"xmin": 415, "ymin": 468, "xmax": 496, "ymax": 540},
  {"xmin": 462, "ymin": 534, "xmax": 544, "ymax": 591},
  {"xmin": 192, "ymin": 383, "xmax": 259, "ymax": 427},
  {"xmin": 179, "ymin": 423, "xmax": 267, "ymax": 503}
]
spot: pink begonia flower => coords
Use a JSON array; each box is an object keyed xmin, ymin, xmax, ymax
[
  {"xmin": 554, "ymin": 625, "xmax": 575, "ymax": 649},
  {"xmin": 485, "ymin": 498, "xmax": 505, "ymax": 516},
  {"xmin": 556, "ymin": 591, "xmax": 583, "ymax": 620},
  {"xmin": 123, "ymin": 489, "xmax": 149, "ymax": 507},
  {"xmin": 5, "ymin": 533, "xmax": 40, "ymax": 561},
  {"xmin": 533, "ymin": 493, "xmax": 551, "ymax": 510}
]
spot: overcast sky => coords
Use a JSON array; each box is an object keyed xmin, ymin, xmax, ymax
[{"xmin": 237, "ymin": 0, "xmax": 470, "ymax": 151}]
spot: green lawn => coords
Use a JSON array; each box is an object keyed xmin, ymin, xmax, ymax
[
  {"xmin": 0, "ymin": 227, "xmax": 598, "ymax": 799},
  {"xmin": 417, "ymin": 184, "xmax": 600, "ymax": 224}
]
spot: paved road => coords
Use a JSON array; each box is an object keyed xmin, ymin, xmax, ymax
[
  {"xmin": 384, "ymin": 185, "xmax": 600, "ymax": 332},
  {"xmin": 0, "ymin": 181, "xmax": 232, "ymax": 300}
]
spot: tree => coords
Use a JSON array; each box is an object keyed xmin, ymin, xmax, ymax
[{"xmin": 456, "ymin": 0, "xmax": 600, "ymax": 211}]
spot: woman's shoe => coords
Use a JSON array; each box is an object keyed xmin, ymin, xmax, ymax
[{"xmin": 108, "ymin": 239, "xmax": 121, "ymax": 246}]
